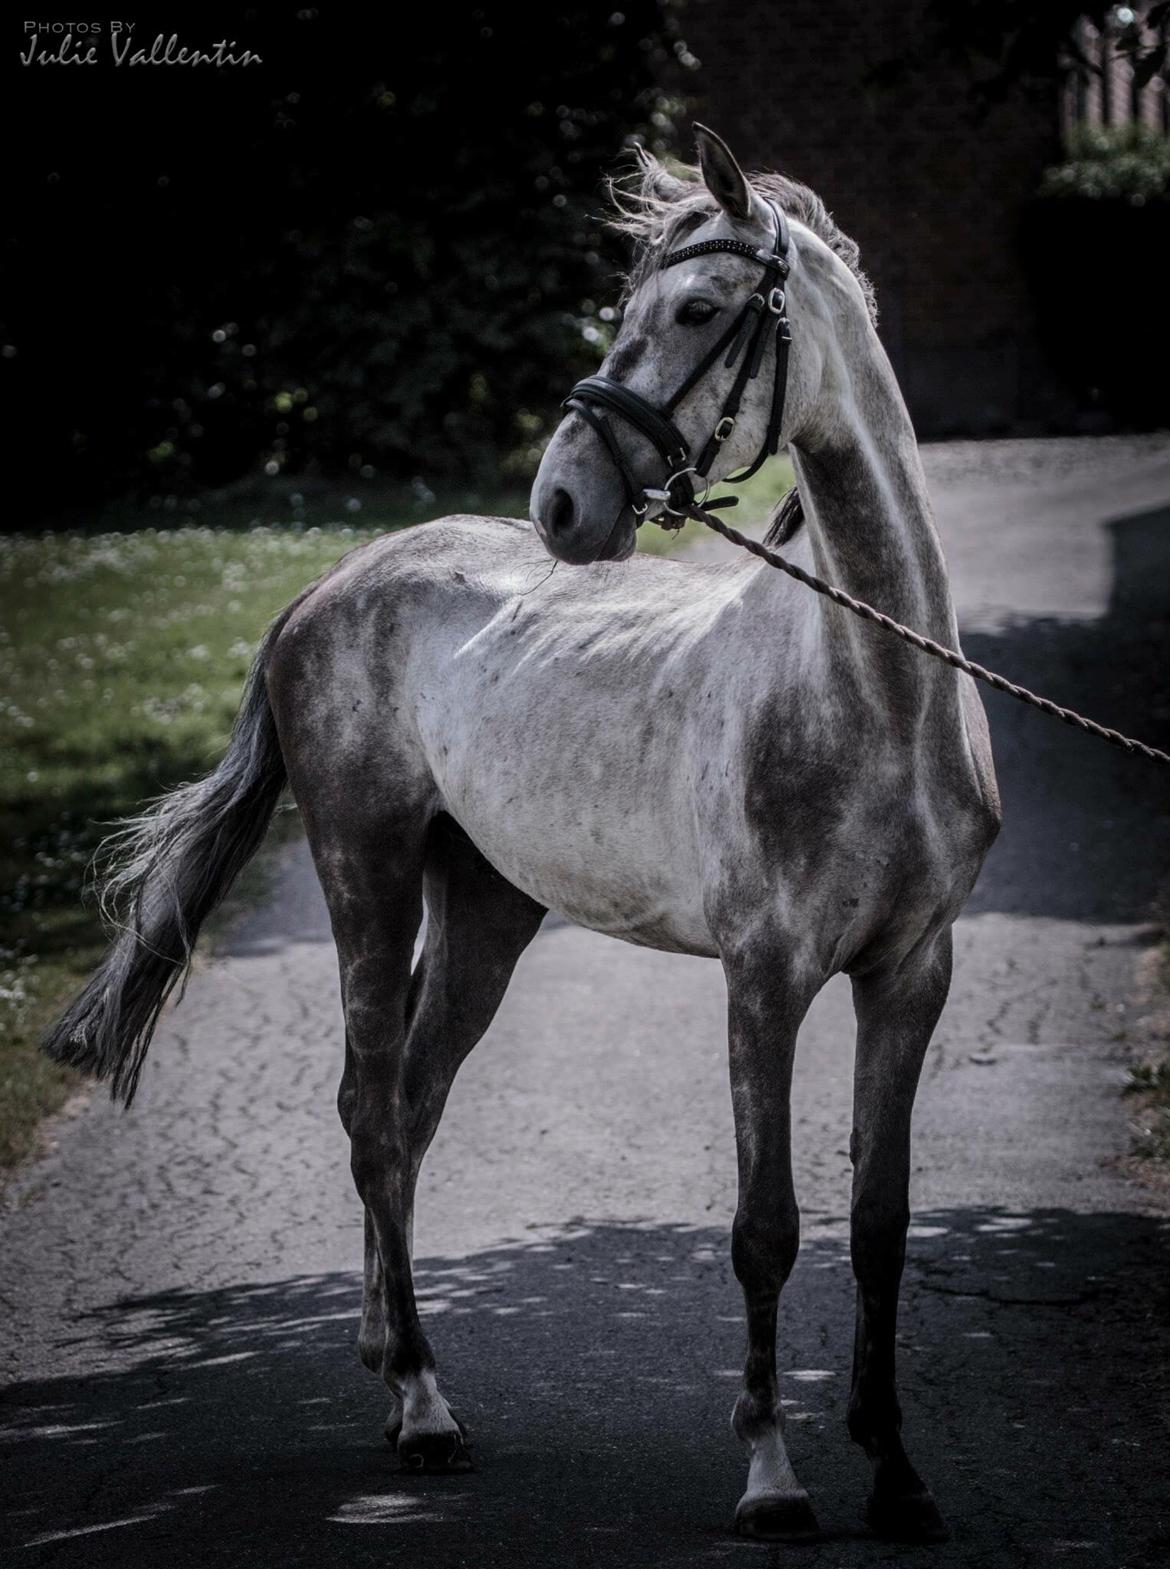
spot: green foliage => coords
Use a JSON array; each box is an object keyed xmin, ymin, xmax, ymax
[
  {"xmin": 160, "ymin": 31, "xmax": 681, "ymax": 498},
  {"xmin": 1124, "ymin": 1060, "xmax": 1170, "ymax": 1096},
  {"xmin": 5, "ymin": 5, "xmax": 695, "ymax": 519},
  {"xmin": 1041, "ymin": 124, "xmax": 1170, "ymax": 204}
]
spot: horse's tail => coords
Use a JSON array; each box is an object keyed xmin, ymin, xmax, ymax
[{"xmin": 42, "ymin": 605, "xmax": 297, "ymax": 1106}]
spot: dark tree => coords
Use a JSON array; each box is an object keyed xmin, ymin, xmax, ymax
[
  {"xmin": 1, "ymin": 3, "xmax": 690, "ymax": 521},
  {"xmin": 872, "ymin": 2, "xmax": 1169, "ymax": 101}
]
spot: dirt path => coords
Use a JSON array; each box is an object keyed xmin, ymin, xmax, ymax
[{"xmin": 3, "ymin": 438, "xmax": 1169, "ymax": 1568}]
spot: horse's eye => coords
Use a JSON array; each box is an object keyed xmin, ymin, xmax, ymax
[{"xmin": 677, "ymin": 298, "xmax": 717, "ymax": 326}]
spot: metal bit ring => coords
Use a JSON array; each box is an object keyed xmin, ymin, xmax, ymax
[{"xmin": 661, "ymin": 466, "xmax": 710, "ymax": 517}]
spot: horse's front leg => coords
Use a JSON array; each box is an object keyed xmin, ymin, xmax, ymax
[
  {"xmin": 723, "ymin": 950, "xmax": 820, "ymax": 1541},
  {"xmin": 848, "ymin": 928, "xmax": 953, "ymax": 1541}
]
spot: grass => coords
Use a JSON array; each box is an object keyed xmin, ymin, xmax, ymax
[
  {"xmin": 632, "ymin": 456, "xmax": 795, "ymax": 557},
  {"xmin": 1124, "ymin": 900, "xmax": 1170, "ymax": 1169},
  {"xmin": 0, "ymin": 519, "xmax": 391, "ymax": 1168},
  {"xmin": 1124, "ymin": 1061, "xmax": 1170, "ymax": 1163},
  {"xmin": 0, "ymin": 458, "xmax": 795, "ymax": 1171}
]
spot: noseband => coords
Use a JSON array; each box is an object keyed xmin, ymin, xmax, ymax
[{"xmin": 563, "ymin": 200, "xmax": 792, "ymax": 522}]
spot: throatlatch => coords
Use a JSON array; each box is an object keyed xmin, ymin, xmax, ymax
[{"xmin": 563, "ymin": 200, "xmax": 792, "ymax": 525}]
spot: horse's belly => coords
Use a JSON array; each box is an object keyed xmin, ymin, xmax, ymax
[{"xmin": 443, "ymin": 777, "xmax": 716, "ymax": 956}]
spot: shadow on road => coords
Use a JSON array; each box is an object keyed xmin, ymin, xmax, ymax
[
  {"xmin": 4, "ymin": 1209, "xmax": 1168, "ymax": 1568},
  {"xmin": 959, "ymin": 503, "xmax": 1169, "ymax": 922}
]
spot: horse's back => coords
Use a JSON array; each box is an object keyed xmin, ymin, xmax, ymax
[{"xmin": 271, "ymin": 511, "xmax": 753, "ymax": 679}]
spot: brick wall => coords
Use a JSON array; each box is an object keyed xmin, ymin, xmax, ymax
[{"xmin": 677, "ymin": 0, "xmax": 1068, "ymax": 433}]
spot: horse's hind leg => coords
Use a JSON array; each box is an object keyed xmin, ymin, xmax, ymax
[
  {"xmin": 848, "ymin": 928, "xmax": 953, "ymax": 1542},
  {"xmin": 312, "ymin": 803, "xmax": 436, "ymax": 1457},
  {"xmin": 402, "ymin": 814, "xmax": 546, "ymax": 1169},
  {"xmin": 336, "ymin": 812, "xmax": 545, "ymax": 1470},
  {"xmin": 723, "ymin": 948, "xmax": 821, "ymax": 1542}
]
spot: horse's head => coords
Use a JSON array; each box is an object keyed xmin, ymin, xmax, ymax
[{"xmin": 531, "ymin": 125, "xmax": 823, "ymax": 565}]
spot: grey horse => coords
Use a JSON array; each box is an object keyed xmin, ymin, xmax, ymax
[{"xmin": 46, "ymin": 126, "xmax": 1000, "ymax": 1543}]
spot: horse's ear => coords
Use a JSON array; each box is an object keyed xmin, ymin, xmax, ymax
[
  {"xmin": 633, "ymin": 143, "xmax": 692, "ymax": 203},
  {"xmin": 694, "ymin": 123, "xmax": 752, "ymax": 222}
]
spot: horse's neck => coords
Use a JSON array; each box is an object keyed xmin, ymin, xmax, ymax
[{"xmin": 788, "ymin": 333, "xmax": 958, "ymax": 687}]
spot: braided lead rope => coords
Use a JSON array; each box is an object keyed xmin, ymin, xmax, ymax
[{"xmin": 682, "ymin": 506, "xmax": 1170, "ymax": 766}]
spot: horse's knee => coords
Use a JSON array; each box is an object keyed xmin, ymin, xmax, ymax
[{"xmin": 732, "ymin": 1203, "xmax": 800, "ymax": 1296}]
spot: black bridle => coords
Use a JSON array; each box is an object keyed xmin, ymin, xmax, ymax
[{"xmin": 563, "ymin": 200, "xmax": 792, "ymax": 523}]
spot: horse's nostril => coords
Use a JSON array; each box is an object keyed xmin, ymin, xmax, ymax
[{"xmin": 546, "ymin": 487, "xmax": 575, "ymax": 538}]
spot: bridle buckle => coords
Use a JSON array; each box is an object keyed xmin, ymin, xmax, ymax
[
  {"xmin": 713, "ymin": 415, "xmax": 736, "ymax": 443},
  {"xmin": 768, "ymin": 286, "xmax": 787, "ymax": 316}
]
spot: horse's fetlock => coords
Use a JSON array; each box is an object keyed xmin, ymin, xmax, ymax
[
  {"xmin": 387, "ymin": 1328, "xmax": 436, "ymax": 1384},
  {"xmin": 848, "ymin": 1385, "xmax": 903, "ymax": 1454},
  {"xmin": 847, "ymin": 1394, "xmax": 875, "ymax": 1452},
  {"xmin": 357, "ymin": 1324, "xmax": 385, "ymax": 1375},
  {"xmin": 732, "ymin": 1389, "xmax": 781, "ymax": 1443}
]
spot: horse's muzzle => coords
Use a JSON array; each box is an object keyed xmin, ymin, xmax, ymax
[{"xmin": 532, "ymin": 482, "xmax": 636, "ymax": 565}]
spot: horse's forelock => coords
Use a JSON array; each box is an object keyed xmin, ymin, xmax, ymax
[{"xmin": 609, "ymin": 152, "xmax": 877, "ymax": 326}]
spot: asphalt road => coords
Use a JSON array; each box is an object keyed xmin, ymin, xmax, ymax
[{"xmin": 3, "ymin": 437, "xmax": 1170, "ymax": 1568}]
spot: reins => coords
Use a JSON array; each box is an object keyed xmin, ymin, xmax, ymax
[
  {"xmin": 560, "ymin": 197, "xmax": 1169, "ymax": 767},
  {"xmin": 671, "ymin": 502, "xmax": 1170, "ymax": 767}
]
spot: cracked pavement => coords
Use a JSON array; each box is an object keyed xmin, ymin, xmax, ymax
[{"xmin": 2, "ymin": 437, "xmax": 1170, "ymax": 1567}]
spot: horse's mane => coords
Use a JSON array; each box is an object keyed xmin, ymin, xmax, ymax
[{"xmin": 607, "ymin": 154, "xmax": 878, "ymax": 548}]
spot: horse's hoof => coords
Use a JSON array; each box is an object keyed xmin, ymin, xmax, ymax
[
  {"xmin": 866, "ymin": 1487, "xmax": 949, "ymax": 1543},
  {"xmin": 396, "ymin": 1422, "xmax": 473, "ymax": 1475},
  {"xmin": 735, "ymin": 1490, "xmax": 820, "ymax": 1542}
]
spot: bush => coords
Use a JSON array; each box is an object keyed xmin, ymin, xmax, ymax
[
  {"xmin": 1040, "ymin": 123, "xmax": 1170, "ymax": 205},
  {"xmin": 2, "ymin": 5, "xmax": 693, "ymax": 521}
]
